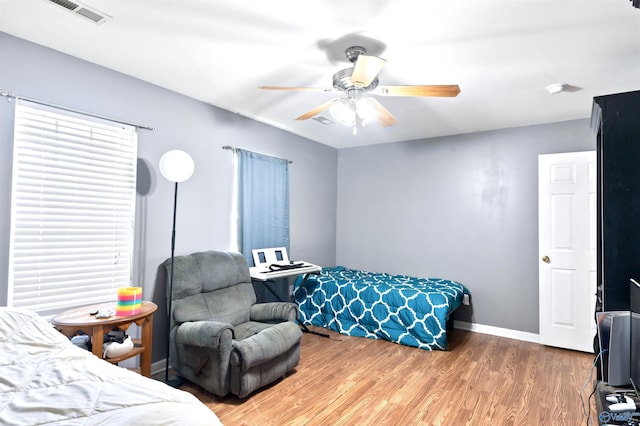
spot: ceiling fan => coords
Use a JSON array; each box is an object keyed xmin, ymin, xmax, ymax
[{"xmin": 259, "ymin": 46, "xmax": 461, "ymax": 132}]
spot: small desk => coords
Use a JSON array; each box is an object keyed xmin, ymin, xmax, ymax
[
  {"xmin": 249, "ymin": 262, "xmax": 328, "ymax": 338},
  {"xmin": 51, "ymin": 301, "xmax": 157, "ymax": 377},
  {"xmin": 249, "ymin": 262, "xmax": 321, "ymax": 302}
]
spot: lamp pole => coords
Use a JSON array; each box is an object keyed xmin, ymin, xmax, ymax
[
  {"xmin": 158, "ymin": 150, "xmax": 194, "ymax": 388},
  {"xmin": 164, "ymin": 180, "xmax": 179, "ymax": 386}
]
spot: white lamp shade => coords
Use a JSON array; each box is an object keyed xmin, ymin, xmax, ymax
[{"xmin": 159, "ymin": 150, "xmax": 195, "ymax": 183}]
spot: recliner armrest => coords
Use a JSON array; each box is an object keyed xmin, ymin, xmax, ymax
[
  {"xmin": 175, "ymin": 321, "xmax": 234, "ymax": 348},
  {"xmin": 231, "ymin": 321, "xmax": 302, "ymax": 372},
  {"xmin": 250, "ymin": 302, "xmax": 298, "ymax": 322}
]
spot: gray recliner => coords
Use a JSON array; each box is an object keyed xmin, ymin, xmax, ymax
[{"xmin": 164, "ymin": 250, "xmax": 302, "ymax": 398}]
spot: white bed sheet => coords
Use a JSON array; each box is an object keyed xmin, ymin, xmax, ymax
[{"xmin": 0, "ymin": 307, "xmax": 222, "ymax": 426}]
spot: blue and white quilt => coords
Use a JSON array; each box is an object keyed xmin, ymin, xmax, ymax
[{"xmin": 294, "ymin": 266, "xmax": 467, "ymax": 350}]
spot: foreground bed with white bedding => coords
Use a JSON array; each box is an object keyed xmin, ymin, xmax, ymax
[{"xmin": 0, "ymin": 307, "xmax": 221, "ymax": 426}]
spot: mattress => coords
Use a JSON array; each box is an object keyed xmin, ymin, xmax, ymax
[
  {"xmin": 0, "ymin": 307, "xmax": 221, "ymax": 426},
  {"xmin": 294, "ymin": 266, "xmax": 466, "ymax": 350}
]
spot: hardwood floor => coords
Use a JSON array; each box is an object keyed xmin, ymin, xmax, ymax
[{"xmin": 179, "ymin": 326, "xmax": 599, "ymax": 425}]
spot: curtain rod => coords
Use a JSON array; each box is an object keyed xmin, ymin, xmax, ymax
[
  {"xmin": 0, "ymin": 89, "xmax": 155, "ymax": 131},
  {"xmin": 222, "ymin": 145, "xmax": 292, "ymax": 164}
]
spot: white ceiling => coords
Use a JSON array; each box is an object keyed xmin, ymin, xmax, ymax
[{"xmin": 1, "ymin": 0, "xmax": 639, "ymax": 149}]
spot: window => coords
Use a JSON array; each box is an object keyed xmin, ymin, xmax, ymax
[
  {"xmin": 7, "ymin": 100, "xmax": 138, "ymax": 316},
  {"xmin": 234, "ymin": 149, "xmax": 289, "ymax": 266}
]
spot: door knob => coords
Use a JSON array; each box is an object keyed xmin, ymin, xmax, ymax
[{"xmin": 541, "ymin": 255, "xmax": 550, "ymax": 263}]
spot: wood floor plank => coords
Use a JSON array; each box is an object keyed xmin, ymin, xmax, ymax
[{"xmin": 179, "ymin": 326, "xmax": 599, "ymax": 425}]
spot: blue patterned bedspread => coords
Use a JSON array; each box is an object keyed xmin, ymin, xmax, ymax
[{"xmin": 294, "ymin": 266, "xmax": 466, "ymax": 350}]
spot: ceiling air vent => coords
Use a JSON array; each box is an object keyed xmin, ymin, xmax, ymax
[
  {"xmin": 44, "ymin": 0, "xmax": 111, "ymax": 24},
  {"xmin": 313, "ymin": 116, "xmax": 334, "ymax": 125}
]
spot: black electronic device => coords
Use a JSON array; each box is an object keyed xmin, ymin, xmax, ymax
[
  {"xmin": 629, "ymin": 278, "xmax": 640, "ymax": 394},
  {"xmin": 598, "ymin": 310, "xmax": 631, "ymax": 386},
  {"xmin": 268, "ymin": 261, "xmax": 305, "ymax": 272}
]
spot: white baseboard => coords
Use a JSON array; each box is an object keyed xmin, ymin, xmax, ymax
[
  {"xmin": 152, "ymin": 359, "xmax": 167, "ymax": 376},
  {"xmin": 453, "ymin": 320, "xmax": 540, "ymax": 344}
]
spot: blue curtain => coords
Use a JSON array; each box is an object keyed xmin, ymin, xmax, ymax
[{"xmin": 237, "ymin": 149, "xmax": 289, "ymax": 266}]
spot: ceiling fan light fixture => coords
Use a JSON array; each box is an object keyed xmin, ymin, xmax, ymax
[
  {"xmin": 355, "ymin": 97, "xmax": 379, "ymax": 125},
  {"xmin": 329, "ymin": 98, "xmax": 355, "ymax": 126}
]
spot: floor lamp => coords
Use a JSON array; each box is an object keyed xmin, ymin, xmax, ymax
[{"xmin": 159, "ymin": 149, "xmax": 194, "ymax": 387}]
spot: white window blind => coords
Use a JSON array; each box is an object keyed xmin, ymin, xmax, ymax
[{"xmin": 8, "ymin": 100, "xmax": 138, "ymax": 316}]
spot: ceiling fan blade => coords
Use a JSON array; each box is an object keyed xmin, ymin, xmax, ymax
[
  {"xmin": 295, "ymin": 99, "xmax": 337, "ymax": 121},
  {"xmin": 373, "ymin": 85, "xmax": 461, "ymax": 97},
  {"xmin": 368, "ymin": 98, "xmax": 398, "ymax": 127},
  {"xmin": 351, "ymin": 55, "xmax": 386, "ymax": 88},
  {"xmin": 259, "ymin": 86, "xmax": 332, "ymax": 92}
]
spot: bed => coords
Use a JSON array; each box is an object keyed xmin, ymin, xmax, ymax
[
  {"xmin": 294, "ymin": 266, "xmax": 467, "ymax": 350},
  {"xmin": 0, "ymin": 307, "xmax": 221, "ymax": 426}
]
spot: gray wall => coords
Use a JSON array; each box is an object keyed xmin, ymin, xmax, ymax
[
  {"xmin": 336, "ymin": 121, "xmax": 596, "ymax": 333},
  {"xmin": 0, "ymin": 32, "xmax": 338, "ymax": 361},
  {"xmin": 0, "ymin": 30, "xmax": 599, "ymax": 346}
]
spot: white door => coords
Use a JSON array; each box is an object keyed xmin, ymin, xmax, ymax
[{"xmin": 539, "ymin": 151, "xmax": 597, "ymax": 353}]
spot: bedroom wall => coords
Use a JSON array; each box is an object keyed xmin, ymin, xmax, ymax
[
  {"xmin": 336, "ymin": 121, "xmax": 595, "ymax": 335},
  {"xmin": 0, "ymin": 32, "xmax": 338, "ymax": 363},
  {"xmin": 0, "ymin": 30, "xmax": 600, "ymax": 350}
]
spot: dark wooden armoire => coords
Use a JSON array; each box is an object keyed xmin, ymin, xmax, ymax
[{"xmin": 592, "ymin": 89, "xmax": 640, "ymax": 313}]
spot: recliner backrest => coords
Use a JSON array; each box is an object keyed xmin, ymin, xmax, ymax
[{"xmin": 167, "ymin": 251, "xmax": 256, "ymax": 327}]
